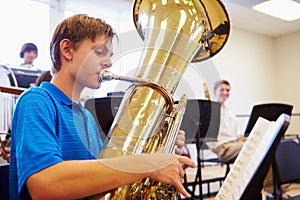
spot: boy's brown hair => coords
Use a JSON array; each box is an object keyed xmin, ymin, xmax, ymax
[{"xmin": 50, "ymin": 14, "xmax": 116, "ymax": 73}]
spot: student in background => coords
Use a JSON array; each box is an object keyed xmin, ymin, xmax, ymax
[
  {"xmin": 19, "ymin": 43, "xmax": 38, "ymax": 68},
  {"xmin": 212, "ymin": 79, "xmax": 290, "ymax": 198},
  {"xmin": 212, "ymin": 80, "xmax": 246, "ymax": 162}
]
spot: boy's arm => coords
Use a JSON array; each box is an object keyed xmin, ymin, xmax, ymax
[{"xmin": 27, "ymin": 155, "xmax": 195, "ymax": 199}]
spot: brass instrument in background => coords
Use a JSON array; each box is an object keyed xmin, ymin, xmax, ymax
[{"xmin": 93, "ymin": 0, "xmax": 230, "ymax": 199}]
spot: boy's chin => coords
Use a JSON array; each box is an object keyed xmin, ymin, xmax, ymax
[{"xmin": 86, "ymin": 83, "xmax": 101, "ymax": 90}]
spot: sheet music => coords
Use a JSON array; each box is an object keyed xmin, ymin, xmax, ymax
[{"xmin": 215, "ymin": 116, "xmax": 285, "ymax": 200}]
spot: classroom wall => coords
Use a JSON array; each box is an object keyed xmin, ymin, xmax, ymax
[
  {"xmin": 273, "ymin": 31, "xmax": 300, "ymax": 134},
  {"xmin": 204, "ymin": 28, "xmax": 277, "ymax": 114},
  {"xmin": 274, "ymin": 31, "xmax": 300, "ymax": 113}
]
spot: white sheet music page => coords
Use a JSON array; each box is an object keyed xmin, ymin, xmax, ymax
[{"xmin": 215, "ymin": 116, "xmax": 284, "ymax": 200}]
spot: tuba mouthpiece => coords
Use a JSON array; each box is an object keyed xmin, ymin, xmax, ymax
[
  {"xmin": 99, "ymin": 69, "xmax": 117, "ymax": 82},
  {"xmin": 99, "ymin": 69, "xmax": 150, "ymax": 84}
]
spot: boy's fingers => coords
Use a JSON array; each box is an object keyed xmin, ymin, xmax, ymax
[
  {"xmin": 174, "ymin": 180, "xmax": 190, "ymax": 198},
  {"xmin": 178, "ymin": 156, "xmax": 195, "ymax": 168}
]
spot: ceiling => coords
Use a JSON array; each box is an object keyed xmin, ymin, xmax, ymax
[
  {"xmin": 223, "ymin": 0, "xmax": 300, "ymax": 37},
  {"xmin": 37, "ymin": 0, "xmax": 300, "ymax": 38},
  {"xmin": 89, "ymin": 0, "xmax": 300, "ymax": 37}
]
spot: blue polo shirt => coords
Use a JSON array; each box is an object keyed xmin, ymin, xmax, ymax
[{"xmin": 9, "ymin": 82, "xmax": 103, "ymax": 199}]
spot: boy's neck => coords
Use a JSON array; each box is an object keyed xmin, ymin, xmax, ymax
[{"xmin": 51, "ymin": 74, "xmax": 82, "ymax": 103}]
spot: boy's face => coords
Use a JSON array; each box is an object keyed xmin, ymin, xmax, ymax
[
  {"xmin": 214, "ymin": 83, "xmax": 230, "ymax": 104},
  {"xmin": 72, "ymin": 35, "xmax": 113, "ymax": 89}
]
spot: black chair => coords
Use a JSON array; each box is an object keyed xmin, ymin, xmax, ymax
[
  {"xmin": 0, "ymin": 163, "xmax": 9, "ymax": 200},
  {"xmin": 244, "ymin": 103, "xmax": 293, "ymax": 137},
  {"xmin": 272, "ymin": 140, "xmax": 300, "ymax": 200}
]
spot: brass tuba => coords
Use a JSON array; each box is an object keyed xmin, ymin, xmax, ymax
[{"xmin": 93, "ymin": 0, "xmax": 230, "ymax": 199}]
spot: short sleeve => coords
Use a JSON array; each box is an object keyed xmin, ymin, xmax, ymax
[{"xmin": 12, "ymin": 91, "xmax": 63, "ymax": 195}]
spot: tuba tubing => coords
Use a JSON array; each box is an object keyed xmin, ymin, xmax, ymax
[
  {"xmin": 100, "ymin": 69, "xmax": 175, "ymax": 114},
  {"xmin": 94, "ymin": 70, "xmax": 188, "ymax": 200},
  {"xmin": 92, "ymin": 0, "xmax": 230, "ymax": 199}
]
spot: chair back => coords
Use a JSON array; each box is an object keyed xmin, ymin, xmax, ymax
[
  {"xmin": 244, "ymin": 103, "xmax": 293, "ymax": 136},
  {"xmin": 0, "ymin": 163, "xmax": 9, "ymax": 200},
  {"xmin": 275, "ymin": 140, "xmax": 300, "ymax": 184}
]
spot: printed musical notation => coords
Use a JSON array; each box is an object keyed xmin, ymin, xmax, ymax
[{"xmin": 215, "ymin": 115, "xmax": 286, "ymax": 200}]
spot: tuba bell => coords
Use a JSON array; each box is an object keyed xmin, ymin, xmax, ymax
[{"xmin": 92, "ymin": 0, "xmax": 230, "ymax": 199}]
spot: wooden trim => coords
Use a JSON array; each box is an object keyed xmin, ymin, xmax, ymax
[
  {"xmin": 237, "ymin": 113, "xmax": 300, "ymax": 117},
  {"xmin": 0, "ymin": 85, "xmax": 26, "ymax": 95}
]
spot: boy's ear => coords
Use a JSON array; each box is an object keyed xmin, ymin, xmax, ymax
[{"xmin": 60, "ymin": 39, "xmax": 73, "ymax": 60}]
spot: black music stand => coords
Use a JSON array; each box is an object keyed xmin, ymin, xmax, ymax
[
  {"xmin": 179, "ymin": 99, "xmax": 221, "ymax": 143},
  {"xmin": 84, "ymin": 96, "xmax": 123, "ymax": 140},
  {"xmin": 244, "ymin": 103, "xmax": 293, "ymax": 137},
  {"xmin": 178, "ymin": 99, "xmax": 221, "ymax": 199},
  {"xmin": 239, "ymin": 114, "xmax": 290, "ymax": 200}
]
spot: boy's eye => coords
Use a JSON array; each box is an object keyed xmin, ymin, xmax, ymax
[{"xmin": 95, "ymin": 49, "xmax": 103, "ymax": 56}]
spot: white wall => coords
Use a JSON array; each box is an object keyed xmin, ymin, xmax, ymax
[
  {"xmin": 274, "ymin": 31, "xmax": 300, "ymax": 135},
  {"xmin": 212, "ymin": 28, "xmax": 277, "ymax": 115},
  {"xmin": 0, "ymin": 1, "xmax": 50, "ymax": 68},
  {"xmin": 274, "ymin": 32, "xmax": 300, "ymax": 113}
]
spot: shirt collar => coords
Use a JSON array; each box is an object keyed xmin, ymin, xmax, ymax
[{"xmin": 40, "ymin": 82, "xmax": 75, "ymax": 106}]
